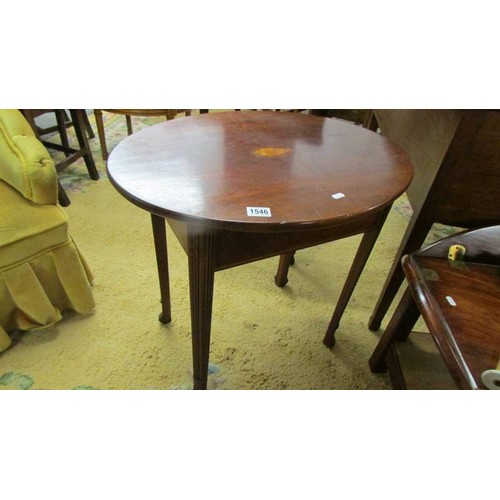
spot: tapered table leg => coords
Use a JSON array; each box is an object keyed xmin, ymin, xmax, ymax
[
  {"xmin": 274, "ymin": 251, "xmax": 296, "ymax": 287},
  {"xmin": 187, "ymin": 227, "xmax": 217, "ymax": 390},
  {"xmin": 151, "ymin": 214, "xmax": 172, "ymax": 324},
  {"xmin": 324, "ymin": 207, "xmax": 391, "ymax": 347}
]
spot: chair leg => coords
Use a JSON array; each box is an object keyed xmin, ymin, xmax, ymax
[
  {"xmin": 55, "ymin": 110, "xmax": 71, "ymax": 156},
  {"xmin": 368, "ymin": 217, "xmax": 433, "ymax": 331},
  {"xmin": 58, "ymin": 180, "xmax": 71, "ymax": 206},
  {"xmin": 69, "ymin": 110, "xmax": 99, "ymax": 180},
  {"xmin": 62, "ymin": 109, "xmax": 94, "ymax": 139},
  {"xmin": 81, "ymin": 110, "xmax": 95, "ymax": 138},
  {"xmin": 94, "ymin": 109, "xmax": 108, "ymax": 161},
  {"xmin": 126, "ymin": 115, "xmax": 133, "ymax": 135},
  {"xmin": 369, "ymin": 286, "xmax": 420, "ymax": 373}
]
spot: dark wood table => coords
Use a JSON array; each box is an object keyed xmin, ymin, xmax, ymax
[
  {"xmin": 369, "ymin": 226, "xmax": 500, "ymax": 389},
  {"xmin": 106, "ymin": 111, "xmax": 413, "ymax": 389}
]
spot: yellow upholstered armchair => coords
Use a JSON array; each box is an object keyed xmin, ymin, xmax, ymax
[{"xmin": 0, "ymin": 109, "xmax": 95, "ymax": 352}]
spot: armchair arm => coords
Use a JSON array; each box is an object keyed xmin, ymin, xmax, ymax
[{"xmin": 0, "ymin": 109, "xmax": 58, "ymax": 205}]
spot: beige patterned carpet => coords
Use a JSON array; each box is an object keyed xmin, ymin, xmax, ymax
[{"xmin": 0, "ymin": 110, "xmax": 457, "ymax": 390}]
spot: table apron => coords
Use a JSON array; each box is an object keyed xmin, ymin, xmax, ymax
[{"xmin": 167, "ymin": 209, "xmax": 385, "ymax": 272}]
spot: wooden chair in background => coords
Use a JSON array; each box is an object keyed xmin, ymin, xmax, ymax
[
  {"xmin": 94, "ymin": 109, "xmax": 192, "ymax": 160},
  {"xmin": 30, "ymin": 109, "xmax": 94, "ymax": 139},
  {"xmin": 21, "ymin": 109, "xmax": 99, "ymax": 206}
]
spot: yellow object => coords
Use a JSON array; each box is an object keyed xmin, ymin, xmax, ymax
[
  {"xmin": 0, "ymin": 109, "xmax": 95, "ymax": 352},
  {"xmin": 448, "ymin": 244, "xmax": 466, "ymax": 261}
]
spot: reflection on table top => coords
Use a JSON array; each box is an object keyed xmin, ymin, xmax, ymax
[{"xmin": 107, "ymin": 111, "xmax": 413, "ymax": 232}]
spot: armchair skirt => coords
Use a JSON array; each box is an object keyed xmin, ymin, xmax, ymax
[{"xmin": 0, "ymin": 181, "xmax": 95, "ymax": 351}]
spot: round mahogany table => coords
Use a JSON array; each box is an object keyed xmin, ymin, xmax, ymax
[{"xmin": 107, "ymin": 111, "xmax": 413, "ymax": 389}]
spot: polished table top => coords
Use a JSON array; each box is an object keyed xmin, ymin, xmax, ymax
[{"xmin": 107, "ymin": 111, "xmax": 413, "ymax": 231}]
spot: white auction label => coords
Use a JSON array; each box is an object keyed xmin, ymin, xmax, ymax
[
  {"xmin": 246, "ymin": 207, "xmax": 272, "ymax": 217},
  {"xmin": 446, "ymin": 296, "xmax": 457, "ymax": 306}
]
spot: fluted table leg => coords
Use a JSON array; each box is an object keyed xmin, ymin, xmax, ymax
[{"xmin": 187, "ymin": 227, "xmax": 217, "ymax": 390}]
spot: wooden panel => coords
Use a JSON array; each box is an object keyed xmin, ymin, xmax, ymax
[
  {"xmin": 422, "ymin": 110, "xmax": 500, "ymax": 227},
  {"xmin": 374, "ymin": 109, "xmax": 500, "ymax": 227},
  {"xmin": 374, "ymin": 109, "xmax": 463, "ymax": 212}
]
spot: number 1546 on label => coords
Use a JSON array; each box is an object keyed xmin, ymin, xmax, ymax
[{"xmin": 246, "ymin": 207, "xmax": 272, "ymax": 217}]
